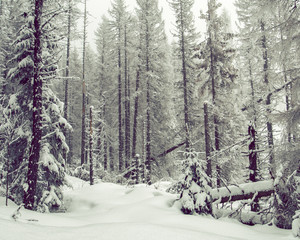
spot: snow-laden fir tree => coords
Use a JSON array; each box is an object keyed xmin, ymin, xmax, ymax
[
  {"xmin": 3, "ymin": 0, "xmax": 71, "ymax": 211},
  {"xmin": 274, "ymin": 166, "xmax": 300, "ymax": 229},
  {"xmin": 179, "ymin": 149, "xmax": 212, "ymax": 215},
  {"xmin": 169, "ymin": 0, "xmax": 198, "ymax": 150},
  {"xmin": 136, "ymin": 0, "xmax": 172, "ymax": 183},
  {"xmin": 198, "ymin": 0, "xmax": 242, "ymax": 187}
]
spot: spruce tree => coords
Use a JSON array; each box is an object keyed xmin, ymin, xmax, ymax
[
  {"xmin": 136, "ymin": 0, "xmax": 171, "ymax": 183},
  {"xmin": 4, "ymin": 0, "xmax": 70, "ymax": 211},
  {"xmin": 179, "ymin": 149, "xmax": 212, "ymax": 215},
  {"xmin": 169, "ymin": 0, "xmax": 198, "ymax": 150}
]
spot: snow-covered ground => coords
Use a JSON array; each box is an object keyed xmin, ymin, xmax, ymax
[{"xmin": 0, "ymin": 176, "xmax": 295, "ymax": 240}]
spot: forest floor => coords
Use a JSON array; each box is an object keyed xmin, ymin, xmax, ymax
[{"xmin": 0, "ymin": 176, "xmax": 295, "ymax": 240}]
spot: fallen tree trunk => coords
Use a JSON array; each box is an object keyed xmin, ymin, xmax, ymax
[
  {"xmin": 157, "ymin": 141, "xmax": 186, "ymax": 158},
  {"xmin": 211, "ymin": 180, "xmax": 274, "ymax": 204}
]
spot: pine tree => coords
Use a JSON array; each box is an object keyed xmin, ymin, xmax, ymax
[
  {"xmin": 169, "ymin": 0, "xmax": 198, "ymax": 150},
  {"xmin": 179, "ymin": 149, "xmax": 212, "ymax": 215},
  {"xmin": 136, "ymin": 0, "xmax": 171, "ymax": 183},
  {"xmin": 4, "ymin": 0, "xmax": 70, "ymax": 211},
  {"xmin": 109, "ymin": 0, "xmax": 128, "ymax": 173},
  {"xmin": 199, "ymin": 0, "xmax": 240, "ymax": 187},
  {"xmin": 81, "ymin": 0, "xmax": 87, "ymax": 166}
]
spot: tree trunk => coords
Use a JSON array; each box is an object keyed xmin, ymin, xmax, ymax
[
  {"xmin": 89, "ymin": 106, "xmax": 94, "ymax": 185},
  {"xmin": 132, "ymin": 69, "xmax": 140, "ymax": 158},
  {"xmin": 178, "ymin": 0, "xmax": 190, "ymax": 150},
  {"xmin": 156, "ymin": 141, "xmax": 185, "ymax": 158},
  {"xmin": 208, "ymin": 0, "xmax": 221, "ymax": 187},
  {"xmin": 118, "ymin": 26, "xmax": 124, "ymax": 172},
  {"xmin": 103, "ymin": 102, "xmax": 108, "ymax": 171},
  {"xmin": 261, "ymin": 21, "xmax": 275, "ymax": 178},
  {"xmin": 248, "ymin": 124, "xmax": 259, "ymax": 211},
  {"xmin": 109, "ymin": 145, "xmax": 114, "ymax": 172},
  {"xmin": 124, "ymin": 24, "xmax": 131, "ymax": 169},
  {"xmin": 145, "ymin": 14, "xmax": 151, "ymax": 185},
  {"xmin": 81, "ymin": 0, "xmax": 87, "ymax": 166},
  {"xmin": 63, "ymin": 0, "xmax": 71, "ymax": 165},
  {"xmin": 211, "ymin": 180, "xmax": 274, "ymax": 204},
  {"xmin": 145, "ymin": 78, "xmax": 151, "ymax": 184},
  {"xmin": 24, "ymin": 0, "xmax": 44, "ymax": 210},
  {"xmin": 248, "ymin": 53, "xmax": 260, "ymax": 168},
  {"xmin": 204, "ymin": 103, "xmax": 211, "ymax": 179},
  {"xmin": 278, "ymin": 14, "xmax": 292, "ymax": 143}
]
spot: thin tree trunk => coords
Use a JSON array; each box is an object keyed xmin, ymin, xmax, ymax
[
  {"xmin": 248, "ymin": 50, "xmax": 260, "ymax": 212},
  {"xmin": 208, "ymin": 0, "xmax": 221, "ymax": 187},
  {"xmin": 204, "ymin": 103, "xmax": 211, "ymax": 179},
  {"xmin": 132, "ymin": 69, "xmax": 140, "ymax": 158},
  {"xmin": 103, "ymin": 134, "xmax": 108, "ymax": 171},
  {"xmin": 124, "ymin": 24, "xmax": 131, "ymax": 168},
  {"xmin": 261, "ymin": 21, "xmax": 275, "ymax": 178},
  {"xmin": 63, "ymin": 0, "xmax": 71, "ymax": 165},
  {"xmin": 278, "ymin": 12, "xmax": 292, "ymax": 143},
  {"xmin": 145, "ymin": 14, "xmax": 151, "ymax": 185},
  {"xmin": 248, "ymin": 50, "xmax": 260, "ymax": 174},
  {"xmin": 103, "ymin": 104, "xmax": 108, "ymax": 171},
  {"xmin": 179, "ymin": 0, "xmax": 189, "ymax": 150},
  {"xmin": 6, "ymin": 157, "xmax": 9, "ymax": 206},
  {"xmin": 89, "ymin": 106, "xmax": 94, "ymax": 185},
  {"xmin": 118, "ymin": 33, "xmax": 123, "ymax": 172},
  {"xmin": 146, "ymin": 78, "xmax": 151, "ymax": 184},
  {"xmin": 248, "ymin": 124, "xmax": 259, "ymax": 211},
  {"xmin": 109, "ymin": 145, "xmax": 114, "ymax": 172},
  {"xmin": 24, "ymin": 0, "xmax": 43, "ymax": 210},
  {"xmin": 81, "ymin": 0, "xmax": 87, "ymax": 166}
]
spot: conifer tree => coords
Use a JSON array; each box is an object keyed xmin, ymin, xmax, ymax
[
  {"xmin": 199, "ymin": 0, "xmax": 239, "ymax": 186},
  {"xmin": 4, "ymin": 0, "xmax": 70, "ymax": 211},
  {"xmin": 136, "ymin": 0, "xmax": 171, "ymax": 184},
  {"xmin": 81, "ymin": 0, "xmax": 87, "ymax": 165},
  {"xmin": 179, "ymin": 149, "xmax": 212, "ymax": 215},
  {"xmin": 109, "ymin": 0, "xmax": 127, "ymax": 172},
  {"xmin": 169, "ymin": 0, "xmax": 198, "ymax": 150}
]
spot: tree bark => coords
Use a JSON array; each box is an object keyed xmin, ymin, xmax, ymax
[
  {"xmin": 24, "ymin": 0, "xmax": 44, "ymax": 210},
  {"xmin": 63, "ymin": 0, "xmax": 71, "ymax": 165},
  {"xmin": 124, "ymin": 24, "xmax": 131, "ymax": 169},
  {"xmin": 156, "ymin": 141, "xmax": 185, "ymax": 158},
  {"xmin": 204, "ymin": 103, "xmax": 211, "ymax": 179},
  {"xmin": 132, "ymin": 69, "xmax": 140, "ymax": 158},
  {"xmin": 211, "ymin": 180, "xmax": 274, "ymax": 204},
  {"xmin": 261, "ymin": 21, "xmax": 275, "ymax": 178},
  {"xmin": 248, "ymin": 124, "xmax": 259, "ymax": 211},
  {"xmin": 118, "ymin": 34, "xmax": 124, "ymax": 172},
  {"xmin": 81, "ymin": 0, "xmax": 87, "ymax": 165},
  {"xmin": 145, "ymin": 7, "xmax": 151, "ymax": 185},
  {"xmin": 89, "ymin": 106, "xmax": 93, "ymax": 185},
  {"xmin": 178, "ymin": 0, "xmax": 190, "ymax": 150},
  {"xmin": 208, "ymin": 0, "xmax": 221, "ymax": 187}
]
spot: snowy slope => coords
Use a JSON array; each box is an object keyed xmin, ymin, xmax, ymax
[{"xmin": 0, "ymin": 176, "xmax": 295, "ymax": 240}]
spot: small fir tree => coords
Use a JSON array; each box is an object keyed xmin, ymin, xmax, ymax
[
  {"xmin": 179, "ymin": 149, "xmax": 212, "ymax": 215},
  {"xmin": 274, "ymin": 166, "xmax": 300, "ymax": 229}
]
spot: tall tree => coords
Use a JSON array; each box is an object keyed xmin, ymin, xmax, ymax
[
  {"xmin": 109, "ymin": 0, "xmax": 127, "ymax": 172},
  {"xmin": 199, "ymin": 1, "xmax": 239, "ymax": 186},
  {"xmin": 3, "ymin": 0, "xmax": 71, "ymax": 211},
  {"xmin": 23, "ymin": 0, "xmax": 44, "ymax": 210},
  {"xmin": 136, "ymin": 0, "xmax": 171, "ymax": 183},
  {"xmin": 169, "ymin": 0, "xmax": 198, "ymax": 150},
  {"xmin": 95, "ymin": 15, "xmax": 111, "ymax": 171},
  {"xmin": 81, "ymin": 0, "xmax": 87, "ymax": 165}
]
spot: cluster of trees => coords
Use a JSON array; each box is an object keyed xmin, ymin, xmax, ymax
[{"xmin": 0, "ymin": 0, "xmax": 299, "ymax": 232}]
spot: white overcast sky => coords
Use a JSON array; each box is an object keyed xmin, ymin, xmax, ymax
[{"xmin": 81, "ymin": 0, "xmax": 237, "ymax": 50}]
